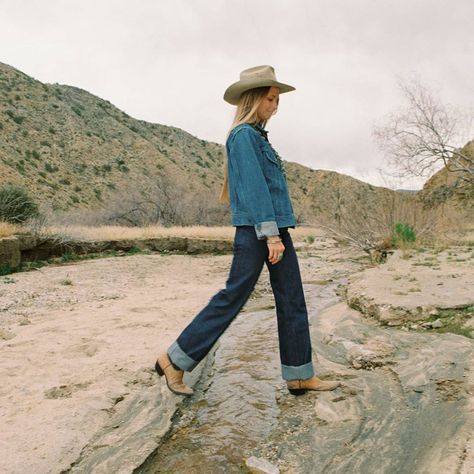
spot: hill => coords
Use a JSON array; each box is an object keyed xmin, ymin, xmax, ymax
[{"xmin": 0, "ymin": 61, "xmax": 414, "ymax": 228}]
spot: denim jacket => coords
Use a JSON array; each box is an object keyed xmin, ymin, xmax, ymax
[{"xmin": 226, "ymin": 122, "xmax": 296, "ymax": 240}]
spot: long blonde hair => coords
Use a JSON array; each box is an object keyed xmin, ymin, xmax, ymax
[{"xmin": 218, "ymin": 86, "xmax": 273, "ymax": 204}]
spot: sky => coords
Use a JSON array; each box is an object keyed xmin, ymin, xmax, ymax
[{"xmin": 1, "ymin": 0, "xmax": 473, "ymax": 190}]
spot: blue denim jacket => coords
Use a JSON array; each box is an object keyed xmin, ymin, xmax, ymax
[{"xmin": 226, "ymin": 122, "xmax": 296, "ymax": 240}]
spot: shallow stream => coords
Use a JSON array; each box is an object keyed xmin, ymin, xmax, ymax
[{"xmin": 136, "ymin": 255, "xmax": 474, "ymax": 474}]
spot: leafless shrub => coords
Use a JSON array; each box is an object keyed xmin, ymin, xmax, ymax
[
  {"xmin": 96, "ymin": 174, "xmax": 228, "ymax": 227},
  {"xmin": 318, "ymin": 185, "xmax": 448, "ymax": 261}
]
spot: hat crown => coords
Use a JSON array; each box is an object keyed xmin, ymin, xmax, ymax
[{"xmin": 240, "ymin": 65, "xmax": 276, "ymax": 82}]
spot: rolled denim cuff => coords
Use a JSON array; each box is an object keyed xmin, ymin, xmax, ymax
[
  {"xmin": 281, "ymin": 361, "xmax": 315, "ymax": 380},
  {"xmin": 254, "ymin": 220, "xmax": 279, "ymax": 240},
  {"xmin": 167, "ymin": 340, "xmax": 199, "ymax": 372}
]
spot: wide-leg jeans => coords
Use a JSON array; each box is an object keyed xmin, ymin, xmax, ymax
[{"xmin": 167, "ymin": 226, "xmax": 315, "ymax": 380}]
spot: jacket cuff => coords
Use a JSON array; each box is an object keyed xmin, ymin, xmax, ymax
[{"xmin": 255, "ymin": 221, "xmax": 280, "ymax": 240}]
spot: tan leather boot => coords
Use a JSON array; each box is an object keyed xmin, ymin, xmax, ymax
[
  {"xmin": 287, "ymin": 376, "xmax": 341, "ymax": 396},
  {"xmin": 155, "ymin": 353, "xmax": 194, "ymax": 396}
]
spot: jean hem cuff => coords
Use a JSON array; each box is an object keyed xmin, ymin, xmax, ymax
[
  {"xmin": 281, "ymin": 361, "xmax": 314, "ymax": 380},
  {"xmin": 167, "ymin": 340, "xmax": 199, "ymax": 372}
]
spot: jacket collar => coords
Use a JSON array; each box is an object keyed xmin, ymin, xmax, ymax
[{"xmin": 251, "ymin": 122, "xmax": 269, "ymax": 141}]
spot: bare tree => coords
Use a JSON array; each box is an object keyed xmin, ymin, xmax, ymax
[{"xmin": 373, "ymin": 77, "xmax": 474, "ymax": 187}]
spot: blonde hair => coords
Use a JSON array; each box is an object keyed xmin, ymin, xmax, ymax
[{"xmin": 218, "ymin": 86, "xmax": 274, "ymax": 204}]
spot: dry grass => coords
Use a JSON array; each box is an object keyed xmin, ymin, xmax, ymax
[
  {"xmin": 0, "ymin": 221, "xmax": 20, "ymax": 238},
  {"xmin": 32, "ymin": 224, "xmax": 324, "ymax": 242},
  {"xmin": 425, "ymin": 221, "xmax": 474, "ymax": 249}
]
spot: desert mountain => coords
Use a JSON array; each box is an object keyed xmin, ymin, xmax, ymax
[{"xmin": 0, "ymin": 61, "xmax": 417, "ymax": 227}]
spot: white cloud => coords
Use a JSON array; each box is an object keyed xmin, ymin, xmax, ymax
[{"xmin": 1, "ymin": 0, "xmax": 472, "ymax": 189}]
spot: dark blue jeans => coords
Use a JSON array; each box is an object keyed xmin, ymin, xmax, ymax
[{"xmin": 167, "ymin": 226, "xmax": 315, "ymax": 380}]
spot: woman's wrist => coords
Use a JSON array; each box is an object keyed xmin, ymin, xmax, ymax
[{"xmin": 266, "ymin": 235, "xmax": 281, "ymax": 244}]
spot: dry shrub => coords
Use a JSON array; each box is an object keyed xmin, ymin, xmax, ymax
[
  {"xmin": 316, "ymin": 185, "xmax": 471, "ymax": 258},
  {"xmin": 25, "ymin": 224, "xmax": 322, "ymax": 243},
  {"xmin": 0, "ymin": 220, "xmax": 19, "ymax": 238}
]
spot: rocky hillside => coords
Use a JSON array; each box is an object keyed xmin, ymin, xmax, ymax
[
  {"xmin": 0, "ymin": 61, "xmax": 413, "ymax": 227},
  {"xmin": 0, "ymin": 62, "xmax": 227, "ymax": 223},
  {"xmin": 419, "ymin": 140, "xmax": 474, "ymax": 216}
]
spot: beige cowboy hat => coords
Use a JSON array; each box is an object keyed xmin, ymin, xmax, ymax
[{"xmin": 223, "ymin": 65, "xmax": 295, "ymax": 105}]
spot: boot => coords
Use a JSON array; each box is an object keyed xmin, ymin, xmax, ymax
[
  {"xmin": 287, "ymin": 375, "xmax": 341, "ymax": 396},
  {"xmin": 155, "ymin": 352, "xmax": 194, "ymax": 396}
]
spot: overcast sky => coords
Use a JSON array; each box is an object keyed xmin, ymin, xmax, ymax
[{"xmin": 1, "ymin": 0, "xmax": 473, "ymax": 189}]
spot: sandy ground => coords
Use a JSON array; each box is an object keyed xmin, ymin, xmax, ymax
[
  {"xmin": 1, "ymin": 252, "xmax": 233, "ymax": 473},
  {"xmin": 1, "ymin": 236, "xmax": 473, "ymax": 473}
]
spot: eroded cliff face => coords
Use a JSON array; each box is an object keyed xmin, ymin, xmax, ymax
[{"xmin": 419, "ymin": 139, "xmax": 474, "ymax": 218}]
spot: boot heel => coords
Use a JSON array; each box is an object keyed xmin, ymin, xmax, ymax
[
  {"xmin": 289, "ymin": 388, "xmax": 307, "ymax": 396},
  {"xmin": 155, "ymin": 360, "xmax": 164, "ymax": 376}
]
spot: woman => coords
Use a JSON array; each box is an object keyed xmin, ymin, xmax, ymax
[{"xmin": 155, "ymin": 65, "xmax": 341, "ymax": 396}]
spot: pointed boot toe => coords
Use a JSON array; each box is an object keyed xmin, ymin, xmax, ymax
[{"xmin": 287, "ymin": 376, "xmax": 341, "ymax": 395}]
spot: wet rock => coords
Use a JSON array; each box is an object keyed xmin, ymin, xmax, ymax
[
  {"xmin": 245, "ymin": 456, "xmax": 280, "ymax": 474},
  {"xmin": 345, "ymin": 336, "xmax": 395, "ymax": 369},
  {"xmin": 325, "ymin": 332, "xmax": 395, "ymax": 369}
]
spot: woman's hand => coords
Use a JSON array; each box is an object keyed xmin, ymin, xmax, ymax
[{"xmin": 266, "ymin": 237, "xmax": 285, "ymax": 265}]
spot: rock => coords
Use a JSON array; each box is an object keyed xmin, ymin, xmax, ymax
[
  {"xmin": 0, "ymin": 236, "xmax": 21, "ymax": 267},
  {"xmin": 245, "ymin": 456, "xmax": 280, "ymax": 474},
  {"xmin": 431, "ymin": 319, "xmax": 443, "ymax": 328},
  {"xmin": 16, "ymin": 234, "xmax": 37, "ymax": 251},
  {"xmin": 344, "ymin": 336, "xmax": 395, "ymax": 369}
]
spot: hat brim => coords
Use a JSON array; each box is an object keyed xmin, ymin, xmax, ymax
[{"xmin": 223, "ymin": 79, "xmax": 295, "ymax": 105}]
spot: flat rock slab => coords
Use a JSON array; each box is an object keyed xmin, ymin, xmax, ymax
[{"xmin": 345, "ymin": 247, "xmax": 474, "ymax": 325}]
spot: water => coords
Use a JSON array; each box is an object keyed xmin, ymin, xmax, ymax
[
  {"xmin": 137, "ymin": 282, "xmax": 341, "ymax": 473},
  {"xmin": 136, "ymin": 262, "xmax": 474, "ymax": 474}
]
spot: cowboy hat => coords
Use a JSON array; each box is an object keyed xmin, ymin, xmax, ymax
[{"xmin": 223, "ymin": 65, "xmax": 295, "ymax": 105}]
